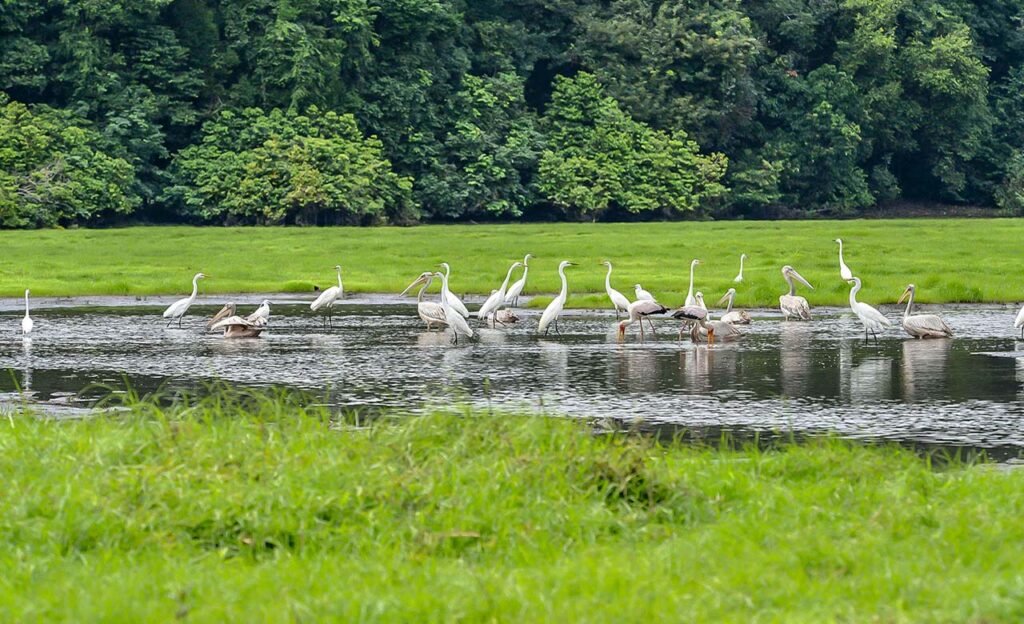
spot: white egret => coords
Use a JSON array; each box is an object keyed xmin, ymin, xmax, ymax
[
  {"xmin": 670, "ymin": 305, "xmax": 715, "ymax": 343},
  {"xmin": 847, "ymin": 276, "xmax": 891, "ymax": 340},
  {"xmin": 439, "ymin": 262, "xmax": 471, "ymax": 318},
  {"xmin": 435, "ymin": 271, "xmax": 473, "ymax": 343},
  {"xmin": 717, "ymin": 288, "xmax": 752, "ymax": 325},
  {"xmin": 733, "ymin": 253, "xmax": 747, "ymax": 283},
  {"xmin": 684, "ymin": 259, "xmax": 702, "ymax": 306},
  {"xmin": 1017, "ymin": 303, "xmax": 1024, "ymax": 339},
  {"xmin": 504, "ymin": 254, "xmax": 533, "ymax": 307},
  {"xmin": 310, "ymin": 265, "xmax": 343, "ymax": 327},
  {"xmin": 601, "ymin": 261, "xmax": 631, "ymax": 318},
  {"xmin": 163, "ymin": 272, "xmax": 206, "ymax": 327},
  {"xmin": 209, "ymin": 301, "xmax": 271, "ymax": 338},
  {"xmin": 834, "ymin": 239, "xmax": 854, "ymax": 281},
  {"xmin": 401, "ymin": 272, "xmax": 447, "ymax": 331},
  {"xmin": 779, "ymin": 265, "xmax": 814, "ymax": 321},
  {"xmin": 538, "ymin": 261, "xmax": 575, "ymax": 336},
  {"xmin": 634, "ymin": 284, "xmax": 655, "ymax": 301},
  {"xmin": 897, "ymin": 284, "xmax": 952, "ymax": 339},
  {"xmin": 21, "ymin": 289, "xmax": 33, "ymax": 335},
  {"xmin": 695, "ymin": 291, "xmax": 708, "ymax": 311},
  {"xmin": 616, "ymin": 299, "xmax": 668, "ymax": 342},
  {"xmin": 477, "ymin": 261, "xmax": 523, "ymax": 324}
]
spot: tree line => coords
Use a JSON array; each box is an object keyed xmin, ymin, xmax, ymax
[{"xmin": 2, "ymin": 0, "xmax": 1023, "ymax": 228}]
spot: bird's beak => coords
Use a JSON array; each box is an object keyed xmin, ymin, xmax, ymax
[
  {"xmin": 716, "ymin": 294, "xmax": 730, "ymax": 306},
  {"xmin": 400, "ymin": 275, "xmax": 426, "ymax": 296},
  {"xmin": 707, "ymin": 327, "xmax": 715, "ymax": 344},
  {"xmin": 617, "ymin": 324, "xmax": 625, "ymax": 341},
  {"xmin": 897, "ymin": 288, "xmax": 910, "ymax": 304},
  {"xmin": 791, "ymin": 269, "xmax": 814, "ymax": 290}
]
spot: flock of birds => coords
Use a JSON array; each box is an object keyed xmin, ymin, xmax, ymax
[{"xmin": 11, "ymin": 239, "xmax": 1024, "ymax": 342}]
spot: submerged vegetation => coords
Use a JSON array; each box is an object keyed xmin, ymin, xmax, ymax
[{"xmin": 1, "ymin": 390, "xmax": 1024, "ymax": 621}]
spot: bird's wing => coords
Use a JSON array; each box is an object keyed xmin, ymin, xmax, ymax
[
  {"xmin": 633, "ymin": 300, "xmax": 668, "ymax": 316},
  {"xmin": 210, "ymin": 315, "xmax": 263, "ymax": 332},
  {"xmin": 420, "ymin": 302, "xmax": 447, "ymax": 324},
  {"xmin": 671, "ymin": 305, "xmax": 706, "ymax": 321}
]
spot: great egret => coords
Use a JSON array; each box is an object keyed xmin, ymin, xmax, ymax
[
  {"xmin": 209, "ymin": 301, "xmax": 271, "ymax": 338},
  {"xmin": 538, "ymin": 261, "xmax": 575, "ymax": 336},
  {"xmin": 779, "ymin": 265, "xmax": 813, "ymax": 321},
  {"xmin": 695, "ymin": 291, "xmax": 708, "ymax": 311},
  {"xmin": 847, "ymin": 276, "xmax": 891, "ymax": 340},
  {"xmin": 477, "ymin": 261, "xmax": 523, "ymax": 324},
  {"xmin": 435, "ymin": 271, "xmax": 473, "ymax": 343},
  {"xmin": 733, "ymin": 254, "xmax": 747, "ymax": 283},
  {"xmin": 439, "ymin": 262, "xmax": 471, "ymax": 318},
  {"xmin": 163, "ymin": 272, "xmax": 206, "ymax": 327},
  {"xmin": 834, "ymin": 239, "xmax": 854, "ymax": 281},
  {"xmin": 21, "ymin": 289, "xmax": 32, "ymax": 335},
  {"xmin": 1017, "ymin": 303, "xmax": 1024, "ymax": 339},
  {"xmin": 717, "ymin": 288, "xmax": 752, "ymax": 324},
  {"xmin": 601, "ymin": 261, "xmax": 631, "ymax": 318},
  {"xmin": 634, "ymin": 284, "xmax": 655, "ymax": 301},
  {"xmin": 310, "ymin": 265, "xmax": 343, "ymax": 327},
  {"xmin": 616, "ymin": 299, "xmax": 668, "ymax": 342},
  {"xmin": 897, "ymin": 284, "xmax": 953, "ymax": 338},
  {"xmin": 684, "ymin": 259, "xmax": 702, "ymax": 306},
  {"xmin": 504, "ymin": 254, "xmax": 533, "ymax": 307},
  {"xmin": 401, "ymin": 272, "xmax": 447, "ymax": 330},
  {"xmin": 670, "ymin": 305, "xmax": 715, "ymax": 343}
]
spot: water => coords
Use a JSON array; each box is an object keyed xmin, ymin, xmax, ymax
[{"xmin": 2, "ymin": 296, "xmax": 1024, "ymax": 453}]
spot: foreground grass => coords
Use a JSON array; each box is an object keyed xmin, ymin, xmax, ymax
[
  {"xmin": 2, "ymin": 219, "xmax": 1023, "ymax": 308},
  {"xmin": 2, "ymin": 393, "xmax": 1024, "ymax": 621}
]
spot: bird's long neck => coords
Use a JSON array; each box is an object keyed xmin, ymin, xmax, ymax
[
  {"xmin": 336, "ymin": 268, "xmax": 343, "ymax": 289},
  {"xmin": 499, "ymin": 265, "xmax": 517, "ymax": 293},
  {"xmin": 786, "ymin": 275, "xmax": 796, "ymax": 297},
  {"xmin": 838, "ymin": 242, "xmax": 846, "ymax": 266},
  {"xmin": 687, "ymin": 263, "xmax": 696, "ymax": 298},
  {"xmin": 724, "ymin": 293, "xmax": 734, "ymax": 314},
  {"xmin": 24, "ymin": 291, "xmax": 29, "ymax": 316},
  {"xmin": 439, "ymin": 274, "xmax": 450, "ymax": 305},
  {"xmin": 604, "ymin": 265, "xmax": 613, "ymax": 294},
  {"xmin": 558, "ymin": 266, "xmax": 568, "ymax": 300},
  {"xmin": 904, "ymin": 289, "xmax": 915, "ymax": 318},
  {"xmin": 416, "ymin": 280, "xmax": 429, "ymax": 303},
  {"xmin": 738, "ymin": 255, "xmax": 745, "ymax": 276},
  {"xmin": 849, "ymin": 280, "xmax": 861, "ymax": 307},
  {"xmin": 190, "ymin": 277, "xmax": 200, "ymax": 300}
]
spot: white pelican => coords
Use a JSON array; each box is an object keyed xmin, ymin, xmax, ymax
[
  {"xmin": 163, "ymin": 272, "xmax": 206, "ymax": 327},
  {"xmin": 733, "ymin": 254, "xmax": 747, "ymax": 283},
  {"xmin": 717, "ymin": 288, "xmax": 751, "ymax": 324},
  {"xmin": 207, "ymin": 302, "xmax": 236, "ymax": 330},
  {"xmin": 21, "ymin": 289, "xmax": 33, "ymax": 335},
  {"xmin": 1017, "ymin": 303, "xmax": 1024, "ymax": 339},
  {"xmin": 439, "ymin": 262, "xmax": 471, "ymax": 318},
  {"xmin": 897, "ymin": 284, "xmax": 952, "ymax": 339},
  {"xmin": 435, "ymin": 271, "xmax": 473, "ymax": 343},
  {"xmin": 538, "ymin": 261, "xmax": 575, "ymax": 335},
  {"xmin": 495, "ymin": 309, "xmax": 520, "ymax": 324},
  {"xmin": 684, "ymin": 259, "xmax": 702, "ymax": 306},
  {"xmin": 847, "ymin": 276, "xmax": 891, "ymax": 340},
  {"xmin": 779, "ymin": 265, "xmax": 813, "ymax": 320},
  {"xmin": 401, "ymin": 272, "xmax": 447, "ymax": 330},
  {"xmin": 601, "ymin": 261, "xmax": 631, "ymax": 318},
  {"xmin": 477, "ymin": 261, "xmax": 523, "ymax": 324},
  {"xmin": 834, "ymin": 238, "xmax": 853, "ymax": 281},
  {"xmin": 310, "ymin": 265, "xmax": 343, "ymax": 327},
  {"xmin": 692, "ymin": 293, "xmax": 742, "ymax": 342},
  {"xmin": 504, "ymin": 254, "xmax": 533, "ymax": 307},
  {"xmin": 634, "ymin": 284, "xmax": 655, "ymax": 301},
  {"xmin": 209, "ymin": 301, "xmax": 271, "ymax": 338},
  {"xmin": 671, "ymin": 305, "xmax": 715, "ymax": 343},
  {"xmin": 616, "ymin": 299, "xmax": 668, "ymax": 341}
]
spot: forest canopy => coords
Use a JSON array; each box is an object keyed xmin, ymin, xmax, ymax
[{"xmin": 1, "ymin": 0, "xmax": 1023, "ymax": 226}]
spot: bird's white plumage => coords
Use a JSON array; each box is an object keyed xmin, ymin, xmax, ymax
[
  {"xmin": 898, "ymin": 285, "xmax": 952, "ymax": 338},
  {"xmin": 684, "ymin": 259, "xmax": 701, "ymax": 307},
  {"xmin": 847, "ymin": 276, "xmax": 891, "ymax": 336},
  {"xmin": 436, "ymin": 271, "xmax": 473, "ymax": 341},
  {"xmin": 310, "ymin": 266, "xmax": 343, "ymax": 312},
  {"xmin": 733, "ymin": 254, "xmax": 747, "ymax": 283},
  {"xmin": 504, "ymin": 254, "xmax": 532, "ymax": 306},
  {"xmin": 440, "ymin": 263, "xmax": 470, "ymax": 318},
  {"xmin": 163, "ymin": 273, "xmax": 205, "ymax": 325},
  {"xmin": 616, "ymin": 299, "xmax": 668, "ymax": 340},
  {"xmin": 1016, "ymin": 304, "xmax": 1024, "ymax": 335},
  {"xmin": 633, "ymin": 284, "xmax": 654, "ymax": 302},
  {"xmin": 779, "ymin": 265, "xmax": 813, "ymax": 320},
  {"xmin": 538, "ymin": 261, "xmax": 573, "ymax": 335},
  {"xmin": 21, "ymin": 289, "xmax": 33, "ymax": 334},
  {"xmin": 835, "ymin": 239, "xmax": 854, "ymax": 281},
  {"xmin": 601, "ymin": 261, "xmax": 631, "ymax": 316},
  {"xmin": 717, "ymin": 288, "xmax": 752, "ymax": 325},
  {"xmin": 401, "ymin": 272, "xmax": 447, "ymax": 330},
  {"xmin": 477, "ymin": 261, "xmax": 523, "ymax": 321},
  {"xmin": 695, "ymin": 292, "xmax": 708, "ymax": 312}
]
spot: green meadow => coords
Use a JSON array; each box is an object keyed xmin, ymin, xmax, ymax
[{"xmin": 1, "ymin": 219, "xmax": 1022, "ymax": 308}]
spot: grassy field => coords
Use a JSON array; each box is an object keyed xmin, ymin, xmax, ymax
[
  {"xmin": 1, "ymin": 219, "xmax": 1023, "ymax": 308},
  {"xmin": 2, "ymin": 392, "xmax": 1024, "ymax": 621}
]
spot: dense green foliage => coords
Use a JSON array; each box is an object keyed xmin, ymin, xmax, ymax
[{"xmin": 2, "ymin": 0, "xmax": 1023, "ymax": 226}]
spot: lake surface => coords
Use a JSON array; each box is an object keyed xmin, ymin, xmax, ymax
[{"xmin": 2, "ymin": 296, "xmax": 1024, "ymax": 454}]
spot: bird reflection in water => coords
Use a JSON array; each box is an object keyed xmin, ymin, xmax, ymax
[
  {"xmin": 614, "ymin": 346, "xmax": 660, "ymax": 394},
  {"xmin": 21, "ymin": 337, "xmax": 33, "ymax": 395},
  {"xmin": 779, "ymin": 322, "xmax": 813, "ymax": 397},
  {"xmin": 677, "ymin": 345, "xmax": 713, "ymax": 392},
  {"xmin": 901, "ymin": 338, "xmax": 951, "ymax": 402}
]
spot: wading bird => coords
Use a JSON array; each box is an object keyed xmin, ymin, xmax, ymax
[
  {"xmin": 310, "ymin": 265, "xmax": 343, "ymax": 327},
  {"xmin": 207, "ymin": 302, "xmax": 236, "ymax": 330},
  {"xmin": 847, "ymin": 276, "xmax": 891, "ymax": 340},
  {"xmin": 779, "ymin": 265, "xmax": 814, "ymax": 321},
  {"xmin": 209, "ymin": 301, "xmax": 271, "ymax": 338},
  {"xmin": 21, "ymin": 289, "xmax": 32, "ymax": 335},
  {"xmin": 692, "ymin": 293, "xmax": 742, "ymax": 342},
  {"xmin": 477, "ymin": 261, "xmax": 523, "ymax": 325},
  {"xmin": 734, "ymin": 253, "xmax": 748, "ymax": 283},
  {"xmin": 439, "ymin": 263, "xmax": 471, "ymax": 318},
  {"xmin": 717, "ymin": 288, "xmax": 752, "ymax": 325},
  {"xmin": 634, "ymin": 284, "xmax": 655, "ymax": 301},
  {"xmin": 601, "ymin": 261, "xmax": 631, "ymax": 318},
  {"xmin": 401, "ymin": 272, "xmax": 447, "ymax": 331},
  {"xmin": 495, "ymin": 309, "xmax": 520, "ymax": 325},
  {"xmin": 504, "ymin": 254, "xmax": 533, "ymax": 307},
  {"xmin": 834, "ymin": 239, "xmax": 854, "ymax": 281},
  {"xmin": 1017, "ymin": 303, "xmax": 1024, "ymax": 339},
  {"xmin": 897, "ymin": 284, "xmax": 953, "ymax": 339},
  {"xmin": 616, "ymin": 299, "xmax": 668, "ymax": 342},
  {"xmin": 671, "ymin": 305, "xmax": 715, "ymax": 343},
  {"xmin": 538, "ymin": 261, "xmax": 575, "ymax": 336},
  {"xmin": 436, "ymin": 270, "xmax": 473, "ymax": 343},
  {"xmin": 163, "ymin": 272, "xmax": 206, "ymax": 327},
  {"xmin": 685, "ymin": 259, "xmax": 702, "ymax": 306}
]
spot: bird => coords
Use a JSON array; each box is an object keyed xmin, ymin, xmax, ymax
[
  {"xmin": 691, "ymin": 293, "xmax": 742, "ymax": 341},
  {"xmin": 695, "ymin": 291, "xmax": 708, "ymax": 312},
  {"xmin": 435, "ymin": 270, "xmax": 473, "ymax": 343},
  {"xmin": 538, "ymin": 261, "xmax": 575, "ymax": 336},
  {"xmin": 504, "ymin": 254, "xmax": 533, "ymax": 307},
  {"xmin": 847, "ymin": 276, "xmax": 891, "ymax": 340},
  {"xmin": 163, "ymin": 272, "xmax": 206, "ymax": 328},
  {"xmin": 834, "ymin": 238, "xmax": 854, "ymax": 281},
  {"xmin": 717, "ymin": 288, "xmax": 752, "ymax": 325},
  {"xmin": 670, "ymin": 305, "xmax": 715, "ymax": 343},
  {"xmin": 1017, "ymin": 303, "xmax": 1024, "ymax": 339},
  {"xmin": 400, "ymin": 272, "xmax": 447, "ymax": 331},
  {"xmin": 439, "ymin": 262, "xmax": 471, "ymax": 318},
  {"xmin": 21, "ymin": 289, "xmax": 33, "ymax": 335},
  {"xmin": 477, "ymin": 261, "xmax": 523, "ymax": 324},
  {"xmin": 897, "ymin": 284, "xmax": 953, "ymax": 339},
  {"xmin": 634, "ymin": 284, "xmax": 655, "ymax": 301},
  {"xmin": 209, "ymin": 301, "xmax": 271, "ymax": 338},
  {"xmin": 495, "ymin": 309, "xmax": 520, "ymax": 325},
  {"xmin": 684, "ymin": 259, "xmax": 702, "ymax": 307},
  {"xmin": 733, "ymin": 253, "xmax": 748, "ymax": 283},
  {"xmin": 207, "ymin": 302, "xmax": 236, "ymax": 330},
  {"xmin": 616, "ymin": 299, "xmax": 668, "ymax": 342},
  {"xmin": 310, "ymin": 265, "xmax": 343, "ymax": 327},
  {"xmin": 601, "ymin": 261, "xmax": 631, "ymax": 319},
  {"xmin": 779, "ymin": 265, "xmax": 814, "ymax": 321},
  {"xmin": 249, "ymin": 299, "xmax": 271, "ymax": 323}
]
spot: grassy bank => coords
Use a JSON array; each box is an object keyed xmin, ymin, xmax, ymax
[
  {"xmin": 2, "ymin": 220, "xmax": 1023, "ymax": 308},
  {"xmin": 2, "ymin": 393, "xmax": 1024, "ymax": 621}
]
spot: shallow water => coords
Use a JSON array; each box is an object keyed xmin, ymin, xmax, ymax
[{"xmin": 2, "ymin": 296, "xmax": 1024, "ymax": 453}]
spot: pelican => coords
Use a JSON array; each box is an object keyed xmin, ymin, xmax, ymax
[
  {"xmin": 504, "ymin": 254, "xmax": 533, "ymax": 307},
  {"xmin": 733, "ymin": 254, "xmax": 747, "ymax": 283},
  {"xmin": 616, "ymin": 299, "xmax": 668, "ymax": 341},
  {"xmin": 209, "ymin": 301, "xmax": 270, "ymax": 338},
  {"xmin": 435, "ymin": 270, "xmax": 473, "ymax": 343},
  {"xmin": 1017, "ymin": 303, "xmax": 1024, "ymax": 339},
  {"xmin": 897, "ymin": 284, "xmax": 952, "ymax": 339},
  {"xmin": 601, "ymin": 261, "xmax": 631, "ymax": 318},
  {"xmin": 495, "ymin": 309, "xmax": 520, "ymax": 325},
  {"xmin": 634, "ymin": 284, "xmax": 655, "ymax": 301},
  {"xmin": 717, "ymin": 288, "xmax": 752, "ymax": 325},
  {"xmin": 834, "ymin": 239, "xmax": 854, "ymax": 281},
  {"xmin": 847, "ymin": 276, "xmax": 891, "ymax": 340},
  {"xmin": 207, "ymin": 302, "xmax": 236, "ymax": 330},
  {"xmin": 310, "ymin": 265, "xmax": 343, "ymax": 327},
  {"xmin": 401, "ymin": 272, "xmax": 447, "ymax": 330},
  {"xmin": 439, "ymin": 262, "xmax": 471, "ymax": 318},
  {"xmin": 692, "ymin": 293, "xmax": 742, "ymax": 341},
  {"xmin": 684, "ymin": 259, "xmax": 702, "ymax": 306},
  {"xmin": 779, "ymin": 265, "xmax": 814, "ymax": 320},
  {"xmin": 671, "ymin": 305, "xmax": 715, "ymax": 343},
  {"xmin": 21, "ymin": 289, "xmax": 33, "ymax": 335},
  {"xmin": 477, "ymin": 261, "xmax": 523, "ymax": 324},
  {"xmin": 163, "ymin": 272, "xmax": 206, "ymax": 327},
  {"xmin": 538, "ymin": 261, "xmax": 575, "ymax": 336}
]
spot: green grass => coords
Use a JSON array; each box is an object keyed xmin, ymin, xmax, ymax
[
  {"xmin": 2, "ymin": 220, "xmax": 1023, "ymax": 308},
  {"xmin": 2, "ymin": 391, "xmax": 1024, "ymax": 621}
]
